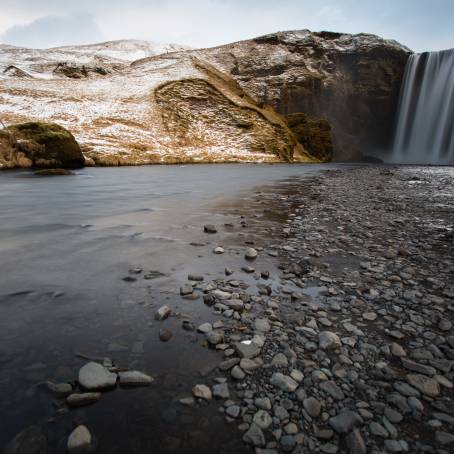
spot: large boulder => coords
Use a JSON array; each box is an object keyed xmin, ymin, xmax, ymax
[{"xmin": 4, "ymin": 122, "xmax": 85, "ymax": 169}]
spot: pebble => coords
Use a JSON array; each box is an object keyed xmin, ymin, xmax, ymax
[
  {"xmin": 242, "ymin": 423, "xmax": 265, "ymax": 447},
  {"xmin": 318, "ymin": 331, "xmax": 341, "ymax": 350},
  {"xmin": 245, "ymin": 248, "xmax": 258, "ymax": 260},
  {"xmin": 155, "ymin": 305, "xmax": 171, "ymax": 321},
  {"xmin": 270, "ymin": 373, "xmax": 298, "ymax": 392},
  {"xmin": 192, "ymin": 384, "xmax": 212, "ymax": 400},
  {"xmin": 159, "ymin": 329, "xmax": 173, "ymax": 342},
  {"xmin": 303, "ymin": 397, "xmax": 321, "ymax": 417},
  {"xmin": 66, "ymin": 392, "xmax": 101, "ymax": 407},
  {"xmin": 78, "ymin": 362, "xmax": 117, "ymax": 390},
  {"xmin": 329, "ymin": 411, "xmax": 363, "ymax": 434},
  {"xmin": 197, "ymin": 323, "xmax": 213, "ymax": 333},
  {"xmin": 204, "ymin": 224, "xmax": 217, "ymax": 233},
  {"xmin": 118, "ymin": 371, "xmax": 153, "ymax": 386},
  {"xmin": 67, "ymin": 425, "xmax": 93, "ymax": 453}
]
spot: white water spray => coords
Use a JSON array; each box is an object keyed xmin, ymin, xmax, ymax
[{"xmin": 392, "ymin": 49, "xmax": 454, "ymax": 164}]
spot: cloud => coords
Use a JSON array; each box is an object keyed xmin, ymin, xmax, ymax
[
  {"xmin": 0, "ymin": 1, "xmax": 453, "ymax": 52},
  {"xmin": 1, "ymin": 13, "xmax": 104, "ymax": 48}
]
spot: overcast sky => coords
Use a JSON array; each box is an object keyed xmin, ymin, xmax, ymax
[{"xmin": 0, "ymin": 0, "xmax": 452, "ymax": 52}]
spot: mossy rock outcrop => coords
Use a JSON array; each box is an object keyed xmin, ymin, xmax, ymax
[
  {"xmin": 285, "ymin": 113, "xmax": 333, "ymax": 162},
  {"xmin": 3, "ymin": 122, "xmax": 85, "ymax": 169}
]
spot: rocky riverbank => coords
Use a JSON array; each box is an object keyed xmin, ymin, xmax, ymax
[
  {"xmin": 173, "ymin": 165, "xmax": 454, "ymax": 453},
  {"xmin": 3, "ymin": 165, "xmax": 453, "ymax": 453}
]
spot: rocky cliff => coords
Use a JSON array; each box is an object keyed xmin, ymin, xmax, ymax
[
  {"xmin": 192, "ymin": 30, "xmax": 411, "ymax": 160},
  {"xmin": 0, "ymin": 32, "xmax": 410, "ymax": 166}
]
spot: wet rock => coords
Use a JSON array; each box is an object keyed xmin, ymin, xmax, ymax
[
  {"xmin": 212, "ymin": 383, "xmax": 230, "ymax": 399},
  {"xmin": 320, "ymin": 380, "xmax": 345, "ymax": 400},
  {"xmin": 303, "ymin": 397, "xmax": 321, "ymax": 417},
  {"xmin": 270, "ymin": 373, "xmax": 298, "ymax": 392},
  {"xmin": 66, "ymin": 393, "xmax": 101, "ymax": 407},
  {"xmin": 235, "ymin": 341, "xmax": 260, "ymax": 359},
  {"xmin": 231, "ymin": 365, "xmax": 246, "ymax": 380},
  {"xmin": 180, "ymin": 285, "xmax": 193, "ymax": 296},
  {"xmin": 384, "ymin": 439, "xmax": 409, "ymax": 452},
  {"xmin": 406, "ymin": 374, "xmax": 440, "ymax": 397},
  {"xmin": 204, "ymin": 224, "xmax": 217, "ymax": 234},
  {"xmin": 253, "ymin": 410, "xmax": 272, "ymax": 429},
  {"xmin": 242, "ymin": 423, "xmax": 265, "ymax": 447},
  {"xmin": 67, "ymin": 425, "xmax": 93, "ymax": 453},
  {"xmin": 254, "ymin": 318, "xmax": 271, "ymax": 332},
  {"xmin": 329, "ymin": 411, "xmax": 363, "ymax": 434},
  {"xmin": 45, "ymin": 381, "xmax": 72, "ymax": 396},
  {"xmin": 346, "ymin": 429, "xmax": 366, "ymax": 454},
  {"xmin": 206, "ymin": 331, "xmax": 224, "ymax": 345},
  {"xmin": 188, "ymin": 274, "xmax": 204, "ymax": 281},
  {"xmin": 4, "ymin": 425, "xmax": 47, "ymax": 454},
  {"xmin": 78, "ymin": 362, "xmax": 117, "ymax": 390},
  {"xmin": 197, "ymin": 323, "xmax": 213, "ymax": 333},
  {"xmin": 245, "ymin": 248, "xmax": 258, "ymax": 260},
  {"xmin": 118, "ymin": 371, "xmax": 153, "ymax": 386},
  {"xmin": 192, "ymin": 384, "xmax": 212, "ymax": 400},
  {"xmin": 155, "ymin": 305, "xmax": 171, "ymax": 321},
  {"xmin": 319, "ymin": 331, "xmax": 341, "ymax": 350},
  {"xmin": 159, "ymin": 329, "xmax": 173, "ymax": 342},
  {"xmin": 225, "ymin": 405, "xmax": 241, "ymax": 418},
  {"xmin": 271, "ymin": 353, "xmax": 289, "ymax": 367},
  {"xmin": 391, "ymin": 342, "xmax": 407, "ymax": 357}
]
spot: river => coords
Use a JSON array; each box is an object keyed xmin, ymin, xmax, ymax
[{"xmin": 0, "ymin": 163, "xmax": 344, "ymax": 453}]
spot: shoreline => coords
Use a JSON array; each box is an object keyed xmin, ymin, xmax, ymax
[
  {"xmin": 1, "ymin": 164, "xmax": 453, "ymax": 453},
  {"xmin": 174, "ymin": 165, "xmax": 454, "ymax": 452}
]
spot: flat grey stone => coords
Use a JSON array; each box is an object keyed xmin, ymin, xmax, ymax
[
  {"xmin": 78, "ymin": 362, "xmax": 117, "ymax": 390},
  {"xmin": 155, "ymin": 305, "xmax": 171, "ymax": 321},
  {"xmin": 212, "ymin": 383, "xmax": 230, "ymax": 399},
  {"xmin": 329, "ymin": 411, "xmax": 363, "ymax": 434},
  {"xmin": 118, "ymin": 371, "xmax": 153, "ymax": 387},
  {"xmin": 270, "ymin": 373, "xmax": 298, "ymax": 392},
  {"xmin": 67, "ymin": 425, "xmax": 92, "ymax": 453},
  {"xmin": 320, "ymin": 380, "xmax": 345, "ymax": 400},
  {"xmin": 319, "ymin": 331, "xmax": 341, "ymax": 350},
  {"xmin": 303, "ymin": 397, "xmax": 321, "ymax": 417},
  {"xmin": 253, "ymin": 410, "xmax": 272, "ymax": 429},
  {"xmin": 243, "ymin": 423, "xmax": 265, "ymax": 447},
  {"xmin": 192, "ymin": 384, "xmax": 212, "ymax": 400},
  {"xmin": 66, "ymin": 393, "xmax": 101, "ymax": 407},
  {"xmin": 235, "ymin": 341, "xmax": 260, "ymax": 359}
]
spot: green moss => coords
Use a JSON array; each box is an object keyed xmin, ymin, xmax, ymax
[
  {"xmin": 285, "ymin": 113, "xmax": 333, "ymax": 162},
  {"xmin": 7, "ymin": 122, "xmax": 85, "ymax": 168}
]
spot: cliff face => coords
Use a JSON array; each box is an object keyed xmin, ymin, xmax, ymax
[
  {"xmin": 0, "ymin": 32, "xmax": 410, "ymax": 166},
  {"xmin": 194, "ymin": 30, "xmax": 411, "ymax": 160}
]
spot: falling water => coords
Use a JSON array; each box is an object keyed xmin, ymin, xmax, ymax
[{"xmin": 392, "ymin": 49, "xmax": 454, "ymax": 164}]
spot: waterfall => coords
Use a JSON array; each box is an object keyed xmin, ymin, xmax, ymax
[{"xmin": 392, "ymin": 49, "xmax": 454, "ymax": 164}]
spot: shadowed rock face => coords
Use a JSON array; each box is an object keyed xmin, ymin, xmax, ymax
[{"xmin": 194, "ymin": 30, "xmax": 411, "ymax": 160}]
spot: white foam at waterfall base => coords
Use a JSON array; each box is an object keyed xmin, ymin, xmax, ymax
[{"xmin": 391, "ymin": 48, "xmax": 454, "ymax": 165}]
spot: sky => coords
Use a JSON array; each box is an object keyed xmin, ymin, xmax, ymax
[{"xmin": 0, "ymin": 0, "xmax": 452, "ymax": 52}]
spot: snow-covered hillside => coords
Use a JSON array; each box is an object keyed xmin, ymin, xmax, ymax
[{"xmin": 0, "ymin": 39, "xmax": 191, "ymax": 79}]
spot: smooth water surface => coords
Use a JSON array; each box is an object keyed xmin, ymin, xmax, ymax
[{"xmin": 0, "ymin": 163, "xmax": 339, "ymax": 453}]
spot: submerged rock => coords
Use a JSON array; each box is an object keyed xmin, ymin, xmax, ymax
[
  {"xmin": 118, "ymin": 371, "xmax": 153, "ymax": 387},
  {"xmin": 67, "ymin": 425, "xmax": 94, "ymax": 453}
]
